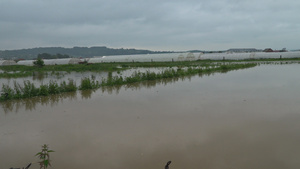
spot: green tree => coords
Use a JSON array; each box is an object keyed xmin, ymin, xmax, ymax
[
  {"xmin": 33, "ymin": 58, "xmax": 45, "ymax": 67},
  {"xmin": 38, "ymin": 53, "xmax": 52, "ymax": 59}
]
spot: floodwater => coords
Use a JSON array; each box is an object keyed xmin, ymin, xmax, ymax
[
  {"xmin": 0, "ymin": 67, "xmax": 172, "ymax": 91},
  {"xmin": 1, "ymin": 64, "xmax": 300, "ymax": 169}
]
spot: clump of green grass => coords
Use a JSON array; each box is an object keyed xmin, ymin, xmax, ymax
[
  {"xmin": 59, "ymin": 79, "xmax": 77, "ymax": 92},
  {"xmin": 79, "ymin": 75, "xmax": 100, "ymax": 90},
  {"xmin": 0, "ymin": 79, "xmax": 78, "ymax": 101}
]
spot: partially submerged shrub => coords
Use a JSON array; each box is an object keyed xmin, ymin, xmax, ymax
[{"xmin": 35, "ymin": 144, "xmax": 54, "ymax": 169}]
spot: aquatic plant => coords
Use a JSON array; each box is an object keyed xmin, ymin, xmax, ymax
[
  {"xmin": 35, "ymin": 144, "xmax": 54, "ymax": 169},
  {"xmin": 0, "ymin": 84, "xmax": 14, "ymax": 100},
  {"xmin": 79, "ymin": 76, "xmax": 100, "ymax": 90},
  {"xmin": 39, "ymin": 84, "xmax": 49, "ymax": 96},
  {"xmin": 23, "ymin": 80, "xmax": 39, "ymax": 97},
  {"xmin": 48, "ymin": 80, "xmax": 60, "ymax": 95},
  {"xmin": 59, "ymin": 79, "xmax": 77, "ymax": 92}
]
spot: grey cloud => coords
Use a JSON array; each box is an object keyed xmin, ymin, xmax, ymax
[{"xmin": 0, "ymin": 0, "xmax": 299, "ymax": 51}]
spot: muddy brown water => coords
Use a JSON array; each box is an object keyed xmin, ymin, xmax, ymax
[{"xmin": 1, "ymin": 64, "xmax": 300, "ymax": 169}]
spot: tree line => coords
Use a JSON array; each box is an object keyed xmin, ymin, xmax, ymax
[
  {"xmin": 0, "ymin": 46, "xmax": 174, "ymax": 60},
  {"xmin": 37, "ymin": 53, "xmax": 70, "ymax": 59}
]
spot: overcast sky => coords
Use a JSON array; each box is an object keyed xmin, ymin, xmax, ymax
[{"xmin": 0, "ymin": 0, "xmax": 299, "ymax": 51}]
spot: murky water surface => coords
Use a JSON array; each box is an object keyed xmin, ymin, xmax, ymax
[{"xmin": 1, "ymin": 64, "xmax": 300, "ymax": 169}]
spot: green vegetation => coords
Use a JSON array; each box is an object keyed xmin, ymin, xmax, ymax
[
  {"xmin": 0, "ymin": 71, "xmax": 33, "ymax": 78},
  {"xmin": 33, "ymin": 58, "xmax": 45, "ymax": 67},
  {"xmin": 0, "ymin": 79, "xmax": 77, "ymax": 101},
  {"xmin": 35, "ymin": 144, "xmax": 54, "ymax": 169},
  {"xmin": 0, "ymin": 63, "xmax": 257, "ymax": 101},
  {"xmin": 38, "ymin": 53, "xmax": 70, "ymax": 59},
  {"xmin": 101, "ymin": 63, "xmax": 256, "ymax": 86},
  {"xmin": 79, "ymin": 75, "xmax": 100, "ymax": 90},
  {"xmin": 0, "ymin": 62, "xmax": 126, "ymax": 78}
]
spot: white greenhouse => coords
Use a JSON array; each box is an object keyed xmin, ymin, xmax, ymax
[
  {"xmin": 200, "ymin": 52, "xmax": 253, "ymax": 60},
  {"xmin": 17, "ymin": 60, "xmax": 35, "ymax": 66},
  {"xmin": 17, "ymin": 58, "xmax": 82, "ymax": 66},
  {"xmin": 200, "ymin": 51, "xmax": 300, "ymax": 60},
  {"xmin": 43, "ymin": 58, "xmax": 82, "ymax": 65},
  {"xmin": 251, "ymin": 52, "xmax": 300, "ymax": 59},
  {"xmin": 15, "ymin": 51, "xmax": 300, "ymax": 66},
  {"xmin": 0, "ymin": 60, "xmax": 17, "ymax": 66},
  {"xmin": 88, "ymin": 53, "xmax": 202, "ymax": 63},
  {"xmin": 186, "ymin": 53, "xmax": 196, "ymax": 61},
  {"xmin": 177, "ymin": 54, "xmax": 185, "ymax": 61}
]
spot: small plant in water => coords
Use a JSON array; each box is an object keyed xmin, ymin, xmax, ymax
[{"xmin": 35, "ymin": 144, "xmax": 55, "ymax": 169}]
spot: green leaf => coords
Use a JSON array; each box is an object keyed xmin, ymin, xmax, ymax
[
  {"xmin": 44, "ymin": 160, "xmax": 49, "ymax": 167},
  {"xmin": 35, "ymin": 152, "xmax": 42, "ymax": 156}
]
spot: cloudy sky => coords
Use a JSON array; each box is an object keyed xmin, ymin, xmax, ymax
[{"xmin": 0, "ymin": 0, "xmax": 299, "ymax": 51}]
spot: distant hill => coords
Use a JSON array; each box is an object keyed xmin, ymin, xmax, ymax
[{"xmin": 0, "ymin": 46, "xmax": 173, "ymax": 60}]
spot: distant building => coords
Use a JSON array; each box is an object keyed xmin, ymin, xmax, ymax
[
  {"xmin": 264, "ymin": 48, "xmax": 287, "ymax": 52},
  {"xmin": 227, "ymin": 48, "xmax": 262, "ymax": 53},
  {"xmin": 263, "ymin": 48, "xmax": 274, "ymax": 52}
]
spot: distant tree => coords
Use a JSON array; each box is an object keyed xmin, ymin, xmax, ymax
[
  {"xmin": 38, "ymin": 53, "xmax": 53, "ymax": 59},
  {"xmin": 33, "ymin": 58, "xmax": 45, "ymax": 67},
  {"xmin": 37, "ymin": 53, "xmax": 70, "ymax": 59},
  {"xmin": 55, "ymin": 53, "xmax": 70, "ymax": 58}
]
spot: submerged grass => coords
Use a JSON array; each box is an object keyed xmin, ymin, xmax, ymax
[
  {"xmin": 0, "ymin": 63, "xmax": 257, "ymax": 101},
  {"xmin": 101, "ymin": 63, "xmax": 256, "ymax": 86},
  {"xmin": 79, "ymin": 75, "xmax": 100, "ymax": 90},
  {"xmin": 0, "ymin": 79, "xmax": 77, "ymax": 101}
]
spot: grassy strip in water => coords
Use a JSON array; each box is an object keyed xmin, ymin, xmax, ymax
[
  {"xmin": 0, "ymin": 63, "xmax": 124, "ymax": 73},
  {"xmin": 0, "ymin": 79, "xmax": 77, "ymax": 101},
  {"xmin": 101, "ymin": 63, "xmax": 256, "ymax": 86},
  {"xmin": 0, "ymin": 63, "xmax": 256, "ymax": 101},
  {"xmin": 0, "ymin": 71, "xmax": 33, "ymax": 78},
  {"xmin": 79, "ymin": 75, "xmax": 101, "ymax": 90},
  {"xmin": 0, "ymin": 63, "xmax": 124, "ymax": 78}
]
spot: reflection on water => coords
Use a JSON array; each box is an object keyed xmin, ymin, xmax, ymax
[
  {"xmin": 0, "ymin": 71, "xmax": 109, "ymax": 91},
  {"xmin": 32, "ymin": 71, "xmax": 45, "ymax": 81},
  {"xmin": 80, "ymin": 90, "xmax": 94, "ymax": 100},
  {"xmin": 1, "ymin": 64, "xmax": 300, "ymax": 169},
  {"xmin": 0, "ymin": 92, "xmax": 77, "ymax": 114}
]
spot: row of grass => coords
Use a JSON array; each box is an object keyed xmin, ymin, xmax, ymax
[
  {"xmin": 0, "ymin": 63, "xmax": 257, "ymax": 101},
  {"xmin": 101, "ymin": 63, "xmax": 256, "ymax": 86},
  {"xmin": 0, "ymin": 71, "xmax": 33, "ymax": 78},
  {"xmin": 0, "ymin": 63, "xmax": 126, "ymax": 78}
]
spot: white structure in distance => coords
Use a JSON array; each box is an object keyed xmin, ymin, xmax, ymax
[
  {"xmin": 89, "ymin": 51, "xmax": 300, "ymax": 63},
  {"xmin": 0, "ymin": 60, "xmax": 17, "ymax": 66},
  {"xmin": 1, "ymin": 51, "xmax": 300, "ymax": 66}
]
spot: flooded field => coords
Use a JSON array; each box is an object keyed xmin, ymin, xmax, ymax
[
  {"xmin": 0, "ymin": 67, "xmax": 172, "ymax": 91},
  {"xmin": 1, "ymin": 64, "xmax": 300, "ymax": 169}
]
